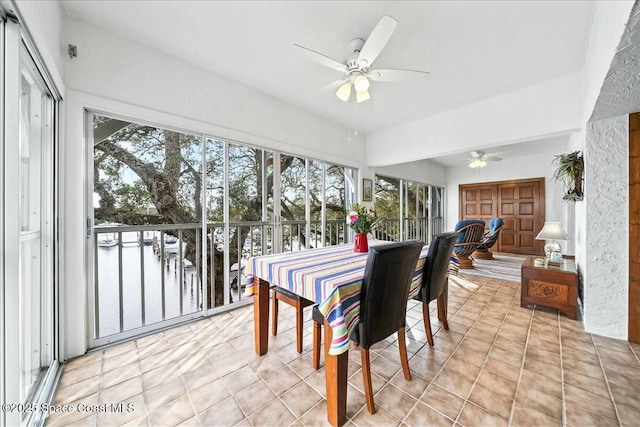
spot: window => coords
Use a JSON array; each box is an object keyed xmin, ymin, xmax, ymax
[
  {"xmin": 90, "ymin": 112, "xmax": 356, "ymax": 344},
  {"xmin": 374, "ymin": 174, "xmax": 445, "ymax": 244}
]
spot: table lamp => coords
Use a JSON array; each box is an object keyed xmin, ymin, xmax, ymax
[{"xmin": 535, "ymin": 222, "xmax": 569, "ymax": 260}]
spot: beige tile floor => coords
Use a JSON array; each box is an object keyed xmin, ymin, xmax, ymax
[{"xmin": 47, "ymin": 274, "xmax": 640, "ymax": 427}]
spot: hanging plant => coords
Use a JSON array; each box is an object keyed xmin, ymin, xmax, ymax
[{"xmin": 552, "ymin": 151, "xmax": 584, "ymax": 202}]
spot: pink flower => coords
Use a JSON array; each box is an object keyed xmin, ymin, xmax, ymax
[{"xmin": 346, "ymin": 212, "xmax": 358, "ymax": 224}]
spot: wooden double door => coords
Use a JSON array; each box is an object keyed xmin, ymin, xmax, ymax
[{"xmin": 459, "ymin": 178, "xmax": 545, "ymax": 255}]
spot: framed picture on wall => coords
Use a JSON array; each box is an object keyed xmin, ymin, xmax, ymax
[{"xmin": 363, "ymin": 178, "xmax": 373, "ymax": 202}]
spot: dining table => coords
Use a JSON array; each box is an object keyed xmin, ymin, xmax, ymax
[{"xmin": 244, "ymin": 241, "xmax": 445, "ymax": 426}]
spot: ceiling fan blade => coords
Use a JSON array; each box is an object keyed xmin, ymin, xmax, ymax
[
  {"xmin": 357, "ymin": 15, "xmax": 398, "ymax": 67},
  {"xmin": 368, "ymin": 68, "xmax": 431, "ymax": 82},
  {"xmin": 470, "ymin": 151, "xmax": 484, "ymax": 158},
  {"xmin": 293, "ymin": 44, "xmax": 347, "ymax": 72},
  {"xmin": 484, "ymin": 156, "xmax": 503, "ymax": 162}
]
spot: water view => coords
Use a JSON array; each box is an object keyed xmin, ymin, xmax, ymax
[{"xmin": 96, "ymin": 231, "xmax": 203, "ymax": 338}]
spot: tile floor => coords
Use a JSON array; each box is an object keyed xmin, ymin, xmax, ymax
[{"xmin": 47, "ymin": 274, "xmax": 640, "ymax": 426}]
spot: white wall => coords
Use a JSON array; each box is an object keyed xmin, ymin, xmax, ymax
[
  {"xmin": 375, "ymin": 159, "xmax": 446, "ymax": 188},
  {"xmin": 366, "ymin": 73, "xmax": 584, "ymax": 167},
  {"xmin": 61, "ymin": 18, "xmax": 367, "ymax": 358},
  {"xmin": 571, "ymin": 1, "xmax": 633, "ymax": 336},
  {"xmin": 583, "ymin": 115, "xmax": 629, "ymax": 339},
  {"xmin": 568, "ymin": 131, "xmax": 587, "ymax": 305},
  {"xmin": 444, "ymin": 148, "xmax": 571, "ymax": 253}
]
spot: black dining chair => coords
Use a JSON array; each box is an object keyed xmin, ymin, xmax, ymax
[
  {"xmin": 311, "ymin": 240, "xmax": 423, "ymax": 414},
  {"xmin": 413, "ymin": 231, "xmax": 459, "ymax": 346},
  {"xmin": 271, "ymin": 286, "xmax": 315, "ymax": 353}
]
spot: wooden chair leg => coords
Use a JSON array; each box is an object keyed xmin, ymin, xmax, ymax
[
  {"xmin": 397, "ymin": 327, "xmax": 411, "ymax": 381},
  {"xmin": 295, "ymin": 301, "xmax": 304, "ymax": 353},
  {"xmin": 437, "ymin": 279, "xmax": 449, "ymax": 330},
  {"xmin": 437, "ymin": 294, "xmax": 449, "ymax": 330},
  {"xmin": 271, "ymin": 291, "xmax": 278, "ymax": 336},
  {"xmin": 312, "ymin": 321, "xmax": 321, "ymax": 370},
  {"xmin": 422, "ymin": 302, "xmax": 434, "ymax": 347},
  {"xmin": 360, "ymin": 348, "xmax": 376, "ymax": 414}
]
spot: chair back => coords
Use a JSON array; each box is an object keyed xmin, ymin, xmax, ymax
[
  {"xmin": 421, "ymin": 232, "xmax": 459, "ymax": 303},
  {"xmin": 481, "ymin": 217, "xmax": 504, "ymax": 249},
  {"xmin": 453, "ymin": 220, "xmax": 486, "ymax": 256},
  {"xmin": 358, "ymin": 240, "xmax": 423, "ymax": 349}
]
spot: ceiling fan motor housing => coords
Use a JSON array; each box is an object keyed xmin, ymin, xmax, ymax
[{"xmin": 346, "ymin": 38, "xmax": 369, "ymax": 73}]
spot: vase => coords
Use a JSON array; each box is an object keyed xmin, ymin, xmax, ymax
[{"xmin": 354, "ymin": 233, "xmax": 369, "ymax": 253}]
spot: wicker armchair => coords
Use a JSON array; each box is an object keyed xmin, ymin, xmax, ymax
[
  {"xmin": 453, "ymin": 220, "xmax": 486, "ymax": 269},
  {"xmin": 473, "ymin": 217, "xmax": 504, "ymax": 260}
]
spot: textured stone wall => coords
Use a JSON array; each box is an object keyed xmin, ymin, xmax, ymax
[{"xmin": 584, "ymin": 115, "xmax": 628, "ymax": 339}]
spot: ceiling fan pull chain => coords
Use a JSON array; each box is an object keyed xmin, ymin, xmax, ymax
[{"xmin": 353, "ymin": 98, "xmax": 359, "ymax": 137}]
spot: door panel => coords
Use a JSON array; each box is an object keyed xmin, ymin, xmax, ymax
[
  {"xmin": 460, "ymin": 185, "xmax": 497, "ymax": 234},
  {"xmin": 497, "ymin": 180, "xmax": 544, "ymax": 255},
  {"xmin": 459, "ymin": 178, "xmax": 545, "ymax": 255}
]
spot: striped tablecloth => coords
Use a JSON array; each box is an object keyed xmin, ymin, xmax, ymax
[{"xmin": 244, "ymin": 242, "xmax": 430, "ymax": 355}]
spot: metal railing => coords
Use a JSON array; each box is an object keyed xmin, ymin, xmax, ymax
[
  {"xmin": 280, "ymin": 219, "xmax": 346, "ymax": 251},
  {"xmin": 93, "ymin": 223, "xmax": 204, "ymax": 343},
  {"xmin": 373, "ymin": 217, "xmax": 445, "ymax": 244},
  {"xmin": 93, "ymin": 218, "xmax": 348, "ymax": 343},
  {"xmin": 92, "ymin": 214, "xmax": 443, "ymax": 345}
]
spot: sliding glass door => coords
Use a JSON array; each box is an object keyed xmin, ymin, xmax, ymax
[
  {"xmin": 18, "ymin": 42, "xmax": 55, "ymax": 408},
  {"xmin": 2, "ymin": 15, "xmax": 59, "ymax": 426}
]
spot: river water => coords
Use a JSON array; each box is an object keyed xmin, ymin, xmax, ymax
[
  {"xmin": 96, "ymin": 234, "xmax": 201, "ymax": 338},
  {"xmin": 95, "ymin": 230, "xmax": 262, "ymax": 339}
]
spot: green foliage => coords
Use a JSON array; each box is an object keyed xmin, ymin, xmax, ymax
[
  {"xmin": 374, "ymin": 175, "xmax": 400, "ymax": 220},
  {"xmin": 93, "ymin": 115, "xmax": 347, "ymax": 237},
  {"xmin": 346, "ymin": 203, "xmax": 378, "ymax": 234},
  {"xmin": 552, "ymin": 151, "xmax": 584, "ymax": 202}
]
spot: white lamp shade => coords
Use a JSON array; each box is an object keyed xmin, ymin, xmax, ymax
[
  {"xmin": 354, "ymin": 75, "xmax": 370, "ymax": 92},
  {"xmin": 356, "ymin": 90, "xmax": 370, "ymax": 103},
  {"xmin": 336, "ymin": 82, "xmax": 352, "ymax": 102},
  {"xmin": 535, "ymin": 222, "xmax": 569, "ymax": 241}
]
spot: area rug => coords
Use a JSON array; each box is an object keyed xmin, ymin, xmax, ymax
[{"xmin": 459, "ymin": 254, "xmax": 525, "ymax": 283}]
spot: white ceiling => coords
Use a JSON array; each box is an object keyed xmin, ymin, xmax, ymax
[
  {"xmin": 428, "ymin": 135, "xmax": 570, "ymax": 168},
  {"xmin": 61, "ymin": 0, "xmax": 594, "ymax": 135}
]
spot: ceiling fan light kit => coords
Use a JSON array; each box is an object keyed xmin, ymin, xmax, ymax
[
  {"xmin": 353, "ymin": 75, "xmax": 370, "ymax": 92},
  {"xmin": 336, "ymin": 81, "xmax": 352, "ymax": 102},
  {"xmin": 356, "ymin": 90, "xmax": 371, "ymax": 103},
  {"xmin": 467, "ymin": 150, "xmax": 502, "ymax": 168},
  {"xmin": 294, "ymin": 15, "xmax": 430, "ymax": 105},
  {"xmin": 334, "ymin": 74, "xmax": 371, "ymax": 104},
  {"xmin": 469, "ymin": 159, "xmax": 487, "ymax": 168}
]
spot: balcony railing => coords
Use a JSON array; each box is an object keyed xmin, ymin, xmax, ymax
[
  {"xmin": 93, "ymin": 218, "xmax": 347, "ymax": 345},
  {"xmin": 93, "ymin": 217, "xmax": 439, "ymax": 344},
  {"xmin": 93, "ymin": 223, "xmax": 204, "ymax": 344},
  {"xmin": 373, "ymin": 217, "xmax": 445, "ymax": 244}
]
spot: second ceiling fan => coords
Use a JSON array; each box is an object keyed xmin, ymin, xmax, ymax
[
  {"xmin": 467, "ymin": 151, "xmax": 503, "ymax": 168},
  {"xmin": 294, "ymin": 15, "xmax": 431, "ymax": 103}
]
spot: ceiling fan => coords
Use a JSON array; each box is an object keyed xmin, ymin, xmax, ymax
[
  {"xmin": 467, "ymin": 151, "xmax": 503, "ymax": 168},
  {"xmin": 293, "ymin": 15, "xmax": 431, "ymax": 103}
]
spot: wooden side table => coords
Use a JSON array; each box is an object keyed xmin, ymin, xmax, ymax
[{"xmin": 521, "ymin": 256, "xmax": 578, "ymax": 319}]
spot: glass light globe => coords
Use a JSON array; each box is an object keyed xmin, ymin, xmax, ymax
[
  {"xmin": 354, "ymin": 75, "xmax": 370, "ymax": 92},
  {"xmin": 336, "ymin": 82, "xmax": 352, "ymax": 102}
]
